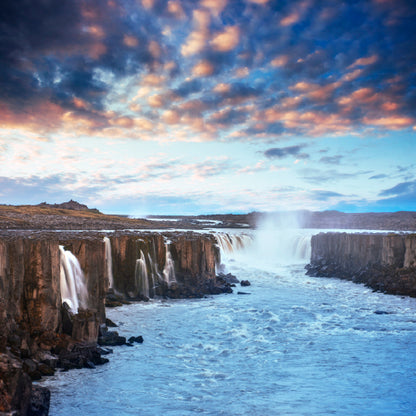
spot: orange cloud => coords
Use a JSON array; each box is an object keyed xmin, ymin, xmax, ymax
[
  {"xmin": 162, "ymin": 110, "xmax": 181, "ymax": 124},
  {"xmin": 364, "ymin": 115, "xmax": 414, "ymax": 129},
  {"xmin": 192, "ymin": 60, "xmax": 215, "ymax": 77},
  {"xmin": 148, "ymin": 94, "xmax": 165, "ymax": 108},
  {"xmin": 348, "ymin": 54, "xmax": 378, "ymax": 68},
  {"xmin": 181, "ymin": 9, "xmax": 210, "ymax": 56},
  {"xmin": 213, "ymin": 83, "xmax": 230, "ymax": 94},
  {"xmin": 167, "ymin": 0, "xmax": 186, "ymax": 19},
  {"xmin": 210, "ymin": 26, "xmax": 240, "ymax": 52},
  {"xmin": 281, "ymin": 11, "xmax": 301, "ymax": 26},
  {"xmin": 201, "ymin": 0, "xmax": 227, "ymax": 16},
  {"xmin": 123, "ymin": 35, "xmax": 139, "ymax": 47},
  {"xmin": 271, "ymin": 55, "xmax": 289, "ymax": 67}
]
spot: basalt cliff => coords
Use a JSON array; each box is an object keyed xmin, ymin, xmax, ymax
[
  {"xmin": 306, "ymin": 232, "xmax": 416, "ymax": 297},
  {"xmin": 0, "ymin": 231, "xmax": 229, "ymax": 415}
]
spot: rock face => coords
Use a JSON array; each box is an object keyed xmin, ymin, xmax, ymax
[
  {"xmin": 108, "ymin": 232, "xmax": 225, "ymax": 299},
  {"xmin": 0, "ymin": 234, "xmax": 108, "ymax": 414},
  {"xmin": 0, "ymin": 230, "xmax": 228, "ymax": 414},
  {"xmin": 306, "ymin": 232, "xmax": 416, "ymax": 297}
]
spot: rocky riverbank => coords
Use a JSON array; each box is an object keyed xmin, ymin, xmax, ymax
[
  {"xmin": 306, "ymin": 232, "xmax": 416, "ymax": 297},
  {"xmin": 0, "ymin": 229, "xmax": 233, "ymax": 415}
]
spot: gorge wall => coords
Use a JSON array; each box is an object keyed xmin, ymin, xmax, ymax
[
  {"xmin": 0, "ymin": 231, "xmax": 225, "ymax": 415},
  {"xmin": 306, "ymin": 232, "xmax": 416, "ymax": 297}
]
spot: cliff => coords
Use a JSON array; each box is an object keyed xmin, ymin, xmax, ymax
[
  {"xmin": 306, "ymin": 232, "xmax": 416, "ymax": 297},
  {"xmin": 0, "ymin": 230, "xmax": 227, "ymax": 415}
]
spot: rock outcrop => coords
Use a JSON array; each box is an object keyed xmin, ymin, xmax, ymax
[
  {"xmin": 108, "ymin": 231, "xmax": 227, "ymax": 299},
  {"xmin": 0, "ymin": 230, "xmax": 229, "ymax": 414},
  {"xmin": 306, "ymin": 232, "xmax": 416, "ymax": 297}
]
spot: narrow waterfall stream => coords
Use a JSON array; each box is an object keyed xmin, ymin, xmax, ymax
[
  {"xmin": 43, "ymin": 230, "xmax": 416, "ymax": 416},
  {"xmin": 59, "ymin": 246, "xmax": 88, "ymax": 314}
]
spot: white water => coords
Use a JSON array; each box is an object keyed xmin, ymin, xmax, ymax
[
  {"xmin": 162, "ymin": 243, "xmax": 176, "ymax": 286},
  {"xmin": 59, "ymin": 246, "xmax": 88, "ymax": 314},
  {"xmin": 134, "ymin": 250, "xmax": 150, "ymax": 298},
  {"xmin": 44, "ymin": 231, "xmax": 416, "ymax": 415},
  {"xmin": 103, "ymin": 237, "xmax": 114, "ymax": 289}
]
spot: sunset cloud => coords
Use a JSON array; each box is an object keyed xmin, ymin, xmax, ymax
[{"xmin": 1, "ymin": 0, "xmax": 415, "ymax": 213}]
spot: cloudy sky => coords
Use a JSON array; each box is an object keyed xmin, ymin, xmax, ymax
[{"xmin": 0, "ymin": 0, "xmax": 415, "ymax": 215}]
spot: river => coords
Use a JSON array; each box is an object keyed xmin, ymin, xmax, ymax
[{"xmin": 40, "ymin": 229, "xmax": 416, "ymax": 415}]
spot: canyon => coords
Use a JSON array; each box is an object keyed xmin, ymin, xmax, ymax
[
  {"xmin": 0, "ymin": 230, "xmax": 229, "ymax": 415},
  {"xmin": 0, "ymin": 202, "xmax": 415, "ymax": 415}
]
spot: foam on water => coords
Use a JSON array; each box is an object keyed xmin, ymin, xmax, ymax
[{"xmin": 43, "ymin": 230, "xmax": 416, "ymax": 415}]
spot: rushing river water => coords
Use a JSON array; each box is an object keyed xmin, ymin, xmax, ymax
[{"xmin": 40, "ymin": 229, "xmax": 416, "ymax": 416}]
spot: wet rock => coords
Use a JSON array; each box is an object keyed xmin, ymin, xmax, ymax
[
  {"xmin": 61, "ymin": 303, "xmax": 74, "ymax": 336},
  {"xmin": 217, "ymin": 272, "xmax": 239, "ymax": 284},
  {"xmin": 240, "ymin": 280, "xmax": 251, "ymax": 287},
  {"xmin": 105, "ymin": 318, "xmax": 118, "ymax": 327},
  {"xmin": 237, "ymin": 291, "xmax": 251, "ymax": 295},
  {"xmin": 57, "ymin": 343, "xmax": 109, "ymax": 371},
  {"xmin": 28, "ymin": 385, "xmax": 50, "ymax": 416},
  {"xmin": 98, "ymin": 331, "xmax": 126, "ymax": 347},
  {"xmin": 128, "ymin": 336, "xmax": 144, "ymax": 344}
]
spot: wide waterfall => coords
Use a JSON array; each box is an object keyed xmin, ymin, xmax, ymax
[
  {"xmin": 134, "ymin": 250, "xmax": 150, "ymax": 298},
  {"xmin": 162, "ymin": 243, "xmax": 176, "ymax": 286},
  {"xmin": 215, "ymin": 228, "xmax": 312, "ymax": 269},
  {"xmin": 59, "ymin": 246, "xmax": 88, "ymax": 313},
  {"xmin": 103, "ymin": 237, "xmax": 114, "ymax": 289}
]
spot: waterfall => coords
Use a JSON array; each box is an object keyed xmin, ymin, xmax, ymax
[
  {"xmin": 59, "ymin": 246, "xmax": 88, "ymax": 313},
  {"xmin": 214, "ymin": 229, "xmax": 311, "ymax": 270},
  {"xmin": 147, "ymin": 252, "xmax": 157, "ymax": 295},
  {"xmin": 215, "ymin": 233, "xmax": 253, "ymax": 254},
  {"xmin": 103, "ymin": 237, "xmax": 114, "ymax": 289},
  {"xmin": 162, "ymin": 243, "xmax": 176, "ymax": 286},
  {"xmin": 134, "ymin": 250, "xmax": 149, "ymax": 298}
]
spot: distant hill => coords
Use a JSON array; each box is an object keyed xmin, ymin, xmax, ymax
[{"xmin": 36, "ymin": 200, "xmax": 101, "ymax": 213}]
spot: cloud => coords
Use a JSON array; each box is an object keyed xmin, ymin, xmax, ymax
[
  {"xmin": 369, "ymin": 174, "xmax": 388, "ymax": 180},
  {"xmin": 379, "ymin": 180, "xmax": 416, "ymax": 197},
  {"xmin": 264, "ymin": 145, "xmax": 308, "ymax": 159},
  {"xmin": 319, "ymin": 155, "xmax": 343, "ymax": 164},
  {"xmin": 210, "ymin": 26, "xmax": 240, "ymax": 52},
  {"xmin": 309, "ymin": 189, "xmax": 344, "ymax": 201},
  {"xmin": 192, "ymin": 60, "xmax": 215, "ymax": 77}
]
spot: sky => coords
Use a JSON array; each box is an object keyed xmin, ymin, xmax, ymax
[{"xmin": 0, "ymin": 0, "xmax": 415, "ymax": 215}]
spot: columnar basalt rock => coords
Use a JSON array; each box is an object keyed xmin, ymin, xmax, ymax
[
  {"xmin": 306, "ymin": 232, "xmax": 416, "ymax": 297},
  {"xmin": 107, "ymin": 232, "xmax": 225, "ymax": 300},
  {"xmin": 0, "ymin": 230, "xmax": 230, "ymax": 414},
  {"xmin": 0, "ymin": 233, "xmax": 108, "ymax": 414}
]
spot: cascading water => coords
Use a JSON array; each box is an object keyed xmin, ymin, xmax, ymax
[
  {"xmin": 215, "ymin": 233, "xmax": 253, "ymax": 254},
  {"xmin": 59, "ymin": 245, "xmax": 88, "ymax": 314},
  {"xmin": 215, "ymin": 227, "xmax": 312, "ymax": 271},
  {"xmin": 162, "ymin": 243, "xmax": 176, "ymax": 286},
  {"xmin": 103, "ymin": 237, "xmax": 114, "ymax": 289},
  {"xmin": 134, "ymin": 250, "xmax": 150, "ymax": 298},
  {"xmin": 147, "ymin": 252, "xmax": 157, "ymax": 295}
]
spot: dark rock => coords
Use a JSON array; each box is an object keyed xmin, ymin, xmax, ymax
[
  {"xmin": 57, "ymin": 343, "xmax": 110, "ymax": 370},
  {"xmin": 97, "ymin": 347, "xmax": 113, "ymax": 355},
  {"xmin": 98, "ymin": 331, "xmax": 126, "ymax": 347},
  {"xmin": 374, "ymin": 310, "xmax": 391, "ymax": 315},
  {"xmin": 105, "ymin": 318, "xmax": 118, "ymax": 327},
  {"xmin": 128, "ymin": 336, "xmax": 144, "ymax": 344},
  {"xmin": 217, "ymin": 272, "xmax": 239, "ymax": 284},
  {"xmin": 37, "ymin": 363, "xmax": 55, "ymax": 377},
  {"xmin": 240, "ymin": 280, "xmax": 251, "ymax": 287},
  {"xmin": 237, "ymin": 291, "xmax": 251, "ymax": 295},
  {"xmin": 28, "ymin": 385, "xmax": 50, "ymax": 416},
  {"xmin": 61, "ymin": 303, "xmax": 74, "ymax": 336}
]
